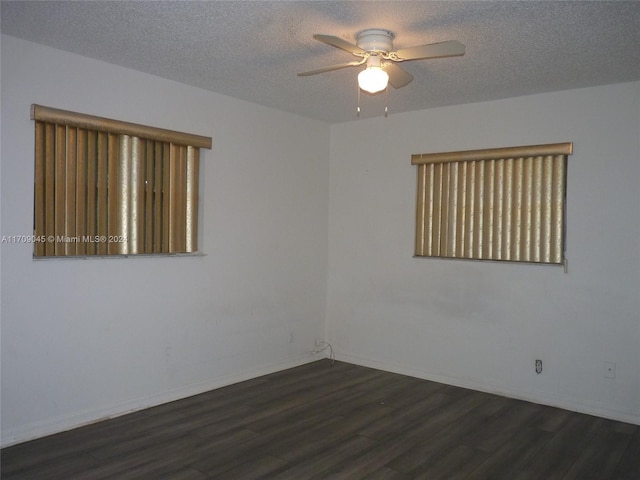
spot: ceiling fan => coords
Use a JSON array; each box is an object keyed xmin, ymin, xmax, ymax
[{"xmin": 298, "ymin": 29, "xmax": 465, "ymax": 94}]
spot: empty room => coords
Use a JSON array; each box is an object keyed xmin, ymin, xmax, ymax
[{"xmin": 1, "ymin": 1, "xmax": 639, "ymax": 479}]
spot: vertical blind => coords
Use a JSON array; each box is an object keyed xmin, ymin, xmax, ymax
[
  {"xmin": 412, "ymin": 143, "xmax": 572, "ymax": 264},
  {"xmin": 31, "ymin": 104, "xmax": 212, "ymax": 257}
]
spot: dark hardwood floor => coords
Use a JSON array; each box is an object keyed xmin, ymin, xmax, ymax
[{"xmin": 2, "ymin": 360, "xmax": 638, "ymax": 479}]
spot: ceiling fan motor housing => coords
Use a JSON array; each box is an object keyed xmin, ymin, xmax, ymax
[{"xmin": 356, "ymin": 29, "xmax": 394, "ymax": 53}]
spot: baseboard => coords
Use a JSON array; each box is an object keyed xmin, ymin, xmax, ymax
[
  {"xmin": 335, "ymin": 352, "xmax": 640, "ymax": 426},
  {"xmin": 1, "ymin": 354, "xmax": 319, "ymax": 448}
]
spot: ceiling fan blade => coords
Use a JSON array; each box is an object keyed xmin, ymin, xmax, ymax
[
  {"xmin": 394, "ymin": 40, "xmax": 465, "ymax": 61},
  {"xmin": 384, "ymin": 63, "xmax": 414, "ymax": 88},
  {"xmin": 298, "ymin": 60, "xmax": 363, "ymax": 76},
  {"xmin": 313, "ymin": 34, "xmax": 366, "ymax": 55}
]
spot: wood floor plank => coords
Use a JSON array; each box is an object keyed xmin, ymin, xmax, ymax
[
  {"xmin": 153, "ymin": 468, "xmax": 210, "ymax": 480},
  {"xmin": 208, "ymin": 454, "xmax": 288, "ymax": 480},
  {"xmin": 264, "ymin": 415, "xmax": 358, "ymax": 463},
  {"xmin": 412, "ymin": 444, "xmax": 489, "ymax": 480},
  {"xmin": 464, "ymin": 426, "xmax": 554, "ymax": 480},
  {"xmin": 462, "ymin": 399, "xmax": 546, "ymax": 453},
  {"xmin": 611, "ymin": 428, "xmax": 640, "ymax": 480},
  {"xmin": 0, "ymin": 451, "xmax": 99, "ymax": 480},
  {"xmin": 269, "ymin": 434, "xmax": 378, "ymax": 480},
  {"xmin": 387, "ymin": 404, "xmax": 495, "ymax": 474},
  {"xmin": 366, "ymin": 466, "xmax": 413, "ymax": 480},
  {"xmin": 2, "ymin": 359, "xmax": 638, "ymax": 480},
  {"xmin": 503, "ymin": 413, "xmax": 608, "ymax": 480},
  {"xmin": 534, "ymin": 404, "xmax": 575, "ymax": 432},
  {"xmin": 307, "ymin": 434, "xmax": 423, "ymax": 480},
  {"xmin": 560, "ymin": 420, "xmax": 635, "ymax": 480}
]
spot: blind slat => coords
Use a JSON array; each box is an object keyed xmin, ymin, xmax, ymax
[
  {"xmin": 107, "ymin": 134, "xmax": 121, "ymax": 254},
  {"xmin": 185, "ymin": 147, "xmax": 199, "ymax": 253},
  {"xmin": 34, "ymin": 122, "xmax": 46, "ymax": 257},
  {"xmin": 175, "ymin": 146, "xmax": 187, "ymax": 253},
  {"xmin": 86, "ymin": 131, "xmax": 97, "ymax": 255},
  {"xmin": 54, "ymin": 125, "xmax": 66, "ymax": 256},
  {"xmin": 145, "ymin": 140, "xmax": 155, "ymax": 253},
  {"xmin": 65, "ymin": 127, "xmax": 77, "ymax": 256},
  {"xmin": 154, "ymin": 144, "xmax": 165, "ymax": 253},
  {"xmin": 96, "ymin": 132, "xmax": 109, "ymax": 255},
  {"xmin": 162, "ymin": 143, "xmax": 171, "ymax": 253},
  {"xmin": 76, "ymin": 129, "xmax": 87, "ymax": 256},
  {"xmin": 44, "ymin": 123, "xmax": 56, "ymax": 256},
  {"xmin": 415, "ymin": 165, "xmax": 427, "ymax": 257}
]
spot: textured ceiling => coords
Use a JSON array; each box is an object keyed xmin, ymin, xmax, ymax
[{"xmin": 2, "ymin": 1, "xmax": 639, "ymax": 123}]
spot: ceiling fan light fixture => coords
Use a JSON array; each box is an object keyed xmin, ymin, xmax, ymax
[
  {"xmin": 358, "ymin": 55, "xmax": 388, "ymax": 93},
  {"xmin": 358, "ymin": 66, "xmax": 389, "ymax": 93}
]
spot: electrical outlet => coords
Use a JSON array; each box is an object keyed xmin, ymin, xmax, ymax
[
  {"xmin": 604, "ymin": 361, "xmax": 616, "ymax": 379},
  {"xmin": 535, "ymin": 359, "xmax": 543, "ymax": 374}
]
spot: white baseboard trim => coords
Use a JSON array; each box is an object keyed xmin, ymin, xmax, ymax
[
  {"xmin": 1, "ymin": 354, "xmax": 319, "ymax": 448},
  {"xmin": 335, "ymin": 352, "xmax": 640, "ymax": 426}
]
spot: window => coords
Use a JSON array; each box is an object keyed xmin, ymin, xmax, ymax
[
  {"xmin": 412, "ymin": 142, "xmax": 572, "ymax": 264},
  {"xmin": 31, "ymin": 104, "xmax": 212, "ymax": 257}
]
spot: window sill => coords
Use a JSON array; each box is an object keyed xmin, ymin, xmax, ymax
[{"xmin": 33, "ymin": 251, "xmax": 207, "ymax": 261}]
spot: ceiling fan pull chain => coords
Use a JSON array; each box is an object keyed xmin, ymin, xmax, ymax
[
  {"xmin": 385, "ymin": 86, "xmax": 389, "ymax": 117},
  {"xmin": 356, "ymin": 85, "xmax": 361, "ymax": 117}
]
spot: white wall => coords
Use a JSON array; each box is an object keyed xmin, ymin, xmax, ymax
[
  {"xmin": 0, "ymin": 35, "xmax": 330, "ymax": 446},
  {"xmin": 327, "ymin": 82, "xmax": 640, "ymax": 425}
]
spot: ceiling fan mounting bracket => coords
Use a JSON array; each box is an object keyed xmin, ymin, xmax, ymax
[{"xmin": 356, "ymin": 29, "xmax": 395, "ymax": 54}]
